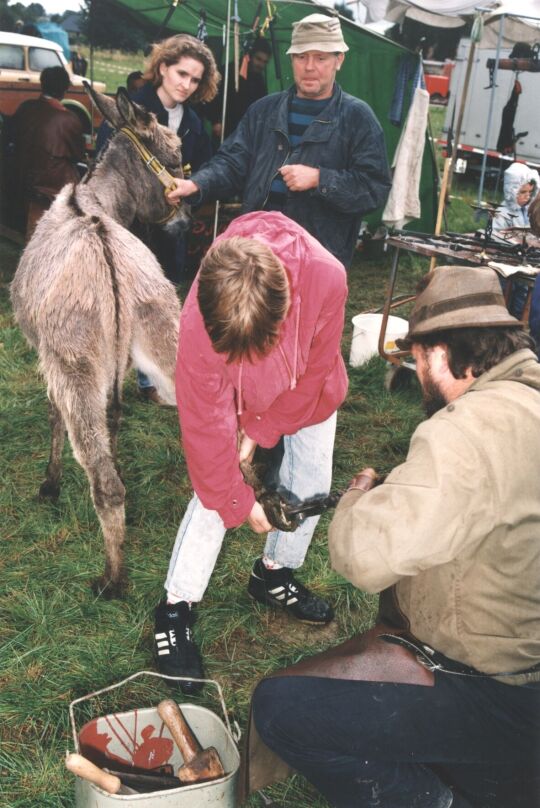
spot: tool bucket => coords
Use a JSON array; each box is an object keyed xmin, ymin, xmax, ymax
[
  {"xmin": 349, "ymin": 313, "xmax": 408, "ymax": 367},
  {"xmin": 69, "ymin": 671, "xmax": 240, "ymax": 807}
]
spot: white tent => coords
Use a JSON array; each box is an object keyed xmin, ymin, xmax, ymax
[{"xmin": 364, "ymin": 0, "xmax": 540, "ymax": 45}]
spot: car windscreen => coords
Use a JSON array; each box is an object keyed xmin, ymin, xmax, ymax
[
  {"xmin": 29, "ymin": 47, "xmax": 64, "ymax": 72},
  {"xmin": 0, "ymin": 44, "xmax": 25, "ymax": 70}
]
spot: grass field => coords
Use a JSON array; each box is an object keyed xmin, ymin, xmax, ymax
[
  {"xmin": 78, "ymin": 47, "xmax": 145, "ymax": 94},
  {"xmin": 0, "ymin": 115, "xmax": 480, "ymax": 807}
]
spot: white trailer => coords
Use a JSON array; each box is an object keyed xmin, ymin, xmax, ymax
[{"xmin": 442, "ymin": 38, "xmax": 540, "ymax": 173}]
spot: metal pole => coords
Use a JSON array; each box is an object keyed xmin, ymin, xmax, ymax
[
  {"xmin": 213, "ymin": 1, "xmax": 233, "ymax": 240},
  {"xmin": 446, "ymin": 35, "xmax": 477, "ymax": 196},
  {"xmin": 477, "ymin": 14, "xmax": 505, "ymax": 206}
]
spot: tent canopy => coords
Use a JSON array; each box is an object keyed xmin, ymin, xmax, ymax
[
  {"xmin": 108, "ymin": 0, "xmax": 437, "ymax": 232},
  {"xmin": 366, "ymin": 0, "xmax": 540, "ymax": 41}
]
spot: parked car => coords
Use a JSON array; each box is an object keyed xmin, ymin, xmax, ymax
[{"xmin": 0, "ymin": 31, "xmax": 105, "ymax": 134}]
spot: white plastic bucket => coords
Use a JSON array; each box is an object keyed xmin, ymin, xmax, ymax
[
  {"xmin": 69, "ymin": 672, "xmax": 240, "ymax": 808},
  {"xmin": 349, "ymin": 313, "xmax": 408, "ymax": 367}
]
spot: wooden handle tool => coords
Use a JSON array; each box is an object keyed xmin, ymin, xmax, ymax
[
  {"xmin": 157, "ymin": 699, "xmax": 225, "ymax": 784},
  {"xmin": 65, "ymin": 753, "xmax": 138, "ymax": 795}
]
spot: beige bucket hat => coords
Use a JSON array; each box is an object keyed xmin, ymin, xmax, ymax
[
  {"xmin": 396, "ymin": 265, "xmax": 521, "ymax": 348},
  {"xmin": 287, "ymin": 13, "xmax": 349, "ymax": 55}
]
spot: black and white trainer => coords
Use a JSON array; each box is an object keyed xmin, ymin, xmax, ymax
[
  {"xmin": 248, "ymin": 558, "xmax": 334, "ymax": 625},
  {"xmin": 153, "ymin": 601, "xmax": 204, "ymax": 694}
]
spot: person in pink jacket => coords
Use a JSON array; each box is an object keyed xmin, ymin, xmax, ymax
[{"xmin": 154, "ymin": 211, "xmax": 348, "ymax": 690}]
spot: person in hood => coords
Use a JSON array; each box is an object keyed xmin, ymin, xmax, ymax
[
  {"xmin": 492, "ymin": 161, "xmax": 539, "ymax": 233},
  {"xmin": 253, "ymin": 265, "xmax": 540, "ymax": 808},
  {"xmin": 492, "ymin": 162, "xmax": 540, "ymax": 343},
  {"xmin": 153, "ymin": 211, "xmax": 348, "ymax": 691},
  {"xmin": 165, "ymin": 13, "xmax": 391, "ymax": 270}
]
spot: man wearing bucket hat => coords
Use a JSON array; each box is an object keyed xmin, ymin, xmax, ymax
[
  {"xmin": 165, "ymin": 12, "xmax": 391, "ymax": 269},
  {"xmin": 253, "ymin": 265, "xmax": 540, "ymax": 807}
]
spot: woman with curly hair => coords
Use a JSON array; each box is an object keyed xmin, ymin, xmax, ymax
[{"xmin": 97, "ymin": 35, "xmax": 220, "ymax": 402}]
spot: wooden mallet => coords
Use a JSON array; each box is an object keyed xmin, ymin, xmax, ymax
[{"xmin": 157, "ymin": 699, "xmax": 225, "ymax": 784}]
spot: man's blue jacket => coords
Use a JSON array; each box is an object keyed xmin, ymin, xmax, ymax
[{"xmin": 189, "ymin": 84, "xmax": 392, "ymax": 267}]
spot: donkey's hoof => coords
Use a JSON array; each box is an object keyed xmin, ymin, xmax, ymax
[
  {"xmin": 91, "ymin": 575, "xmax": 128, "ymax": 600},
  {"xmin": 38, "ymin": 480, "xmax": 60, "ymax": 501}
]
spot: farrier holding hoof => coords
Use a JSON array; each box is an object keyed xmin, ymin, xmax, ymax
[
  {"xmin": 153, "ymin": 211, "xmax": 348, "ymax": 691},
  {"xmin": 166, "ymin": 13, "xmax": 391, "ymax": 270},
  {"xmin": 253, "ymin": 266, "xmax": 540, "ymax": 807}
]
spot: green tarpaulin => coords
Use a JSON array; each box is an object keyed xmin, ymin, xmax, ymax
[{"xmin": 109, "ymin": 0, "xmax": 437, "ymax": 232}]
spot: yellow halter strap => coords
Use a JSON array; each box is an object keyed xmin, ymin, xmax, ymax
[{"xmin": 119, "ymin": 126, "xmax": 179, "ymax": 224}]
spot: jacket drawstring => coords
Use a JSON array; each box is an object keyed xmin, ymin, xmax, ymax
[
  {"xmin": 291, "ymin": 300, "xmax": 300, "ymax": 390},
  {"xmin": 237, "ymin": 360, "xmax": 244, "ymax": 415},
  {"xmin": 278, "ymin": 300, "xmax": 300, "ymax": 391}
]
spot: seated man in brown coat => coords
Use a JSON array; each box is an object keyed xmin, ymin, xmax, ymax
[
  {"xmin": 252, "ymin": 266, "xmax": 540, "ymax": 808},
  {"xmin": 11, "ymin": 66, "xmax": 85, "ymax": 238}
]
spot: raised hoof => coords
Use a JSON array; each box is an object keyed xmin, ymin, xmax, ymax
[
  {"xmin": 38, "ymin": 480, "xmax": 60, "ymax": 501},
  {"xmin": 91, "ymin": 574, "xmax": 128, "ymax": 600}
]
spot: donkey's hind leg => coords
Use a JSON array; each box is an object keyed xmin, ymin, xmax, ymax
[
  {"xmin": 39, "ymin": 396, "xmax": 66, "ymax": 501},
  {"xmin": 107, "ymin": 383, "xmax": 123, "ymax": 474},
  {"xmin": 48, "ymin": 360, "xmax": 128, "ymax": 598}
]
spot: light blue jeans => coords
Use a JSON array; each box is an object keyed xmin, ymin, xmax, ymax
[{"xmin": 165, "ymin": 412, "xmax": 337, "ymax": 602}]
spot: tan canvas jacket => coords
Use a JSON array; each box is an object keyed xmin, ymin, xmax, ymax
[{"xmin": 329, "ymin": 349, "xmax": 540, "ymax": 685}]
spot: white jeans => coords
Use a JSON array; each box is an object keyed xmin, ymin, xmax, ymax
[{"xmin": 165, "ymin": 412, "xmax": 337, "ymax": 602}]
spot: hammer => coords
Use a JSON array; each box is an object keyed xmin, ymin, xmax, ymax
[
  {"xmin": 157, "ymin": 699, "xmax": 225, "ymax": 784},
  {"xmin": 65, "ymin": 752, "xmax": 138, "ymax": 795}
]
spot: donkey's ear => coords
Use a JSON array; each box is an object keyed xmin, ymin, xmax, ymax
[
  {"xmin": 83, "ymin": 80, "xmax": 124, "ymax": 129},
  {"xmin": 116, "ymin": 87, "xmax": 153, "ymax": 133}
]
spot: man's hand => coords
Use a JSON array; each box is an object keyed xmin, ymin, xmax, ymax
[
  {"xmin": 238, "ymin": 431, "xmax": 257, "ymax": 464},
  {"xmin": 212, "ymin": 122, "xmax": 222, "ymax": 139},
  {"xmin": 247, "ymin": 501, "xmax": 273, "ymax": 533},
  {"xmin": 166, "ymin": 178, "xmax": 199, "ymax": 204},
  {"xmin": 348, "ymin": 467, "xmax": 378, "ymax": 493},
  {"xmin": 279, "ymin": 164, "xmax": 320, "ymax": 192}
]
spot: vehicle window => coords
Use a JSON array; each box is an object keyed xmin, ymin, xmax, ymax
[
  {"xmin": 0, "ymin": 44, "xmax": 25, "ymax": 70},
  {"xmin": 29, "ymin": 47, "xmax": 64, "ymax": 72}
]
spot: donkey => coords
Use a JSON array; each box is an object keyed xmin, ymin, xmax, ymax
[{"xmin": 10, "ymin": 87, "xmax": 189, "ymax": 598}]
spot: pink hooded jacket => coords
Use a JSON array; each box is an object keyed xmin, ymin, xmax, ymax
[{"xmin": 176, "ymin": 211, "xmax": 348, "ymax": 528}]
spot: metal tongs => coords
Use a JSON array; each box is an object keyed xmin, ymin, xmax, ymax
[{"xmin": 282, "ymin": 490, "xmax": 345, "ymax": 522}]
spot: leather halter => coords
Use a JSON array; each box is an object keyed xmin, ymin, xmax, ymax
[{"xmin": 119, "ymin": 126, "xmax": 180, "ymax": 225}]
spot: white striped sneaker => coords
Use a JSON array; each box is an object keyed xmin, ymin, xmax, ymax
[
  {"xmin": 153, "ymin": 601, "xmax": 204, "ymax": 693},
  {"xmin": 248, "ymin": 558, "xmax": 334, "ymax": 624}
]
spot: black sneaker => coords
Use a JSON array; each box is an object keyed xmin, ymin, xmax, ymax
[
  {"xmin": 153, "ymin": 601, "xmax": 204, "ymax": 694},
  {"xmin": 248, "ymin": 558, "xmax": 334, "ymax": 625}
]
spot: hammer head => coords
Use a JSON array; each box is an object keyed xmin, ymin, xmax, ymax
[{"xmin": 178, "ymin": 745, "xmax": 225, "ymax": 784}]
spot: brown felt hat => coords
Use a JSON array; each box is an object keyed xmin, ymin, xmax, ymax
[
  {"xmin": 287, "ymin": 13, "xmax": 349, "ymax": 55},
  {"xmin": 396, "ymin": 265, "xmax": 520, "ymax": 349}
]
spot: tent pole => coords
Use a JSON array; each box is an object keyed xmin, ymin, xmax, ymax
[
  {"xmin": 446, "ymin": 33, "xmax": 477, "ymax": 197},
  {"xmin": 89, "ymin": 0, "xmax": 95, "ymax": 88},
  {"xmin": 213, "ymin": 0, "xmax": 233, "ymax": 240},
  {"xmin": 477, "ymin": 14, "xmax": 505, "ymax": 206}
]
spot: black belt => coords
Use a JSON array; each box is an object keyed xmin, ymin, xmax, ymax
[{"xmin": 380, "ymin": 634, "xmax": 540, "ymax": 680}]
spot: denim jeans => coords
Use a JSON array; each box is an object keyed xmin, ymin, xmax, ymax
[
  {"xmin": 253, "ymin": 673, "xmax": 540, "ymax": 808},
  {"xmin": 137, "ymin": 370, "xmax": 154, "ymax": 390},
  {"xmin": 165, "ymin": 412, "xmax": 337, "ymax": 602}
]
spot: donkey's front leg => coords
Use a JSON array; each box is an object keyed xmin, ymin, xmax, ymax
[{"xmin": 39, "ymin": 396, "xmax": 66, "ymax": 501}]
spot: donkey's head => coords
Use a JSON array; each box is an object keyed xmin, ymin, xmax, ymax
[{"xmin": 86, "ymin": 84, "xmax": 191, "ymax": 233}]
